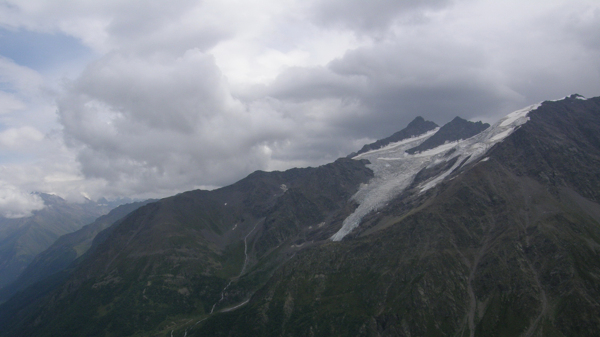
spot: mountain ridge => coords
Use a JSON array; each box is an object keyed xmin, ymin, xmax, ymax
[
  {"xmin": 0, "ymin": 194, "xmax": 124, "ymax": 290},
  {"xmin": 1, "ymin": 94, "xmax": 599, "ymax": 336},
  {"xmin": 0, "ymin": 158, "xmax": 374, "ymax": 336},
  {"xmin": 190, "ymin": 94, "xmax": 600, "ymax": 336},
  {"xmin": 0, "ymin": 199, "xmax": 156, "ymax": 303},
  {"xmin": 350, "ymin": 116, "xmax": 439, "ymax": 157},
  {"xmin": 405, "ymin": 116, "xmax": 490, "ymax": 154}
]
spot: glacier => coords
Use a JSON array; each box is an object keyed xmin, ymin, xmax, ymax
[{"xmin": 331, "ymin": 103, "xmax": 541, "ymax": 241}]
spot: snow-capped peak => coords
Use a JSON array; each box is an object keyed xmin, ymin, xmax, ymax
[{"xmin": 331, "ymin": 103, "xmax": 541, "ymax": 241}]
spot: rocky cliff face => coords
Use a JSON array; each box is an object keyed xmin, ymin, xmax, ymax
[{"xmin": 1, "ymin": 95, "xmax": 599, "ymax": 337}]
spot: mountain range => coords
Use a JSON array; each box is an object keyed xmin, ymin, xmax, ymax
[
  {"xmin": 0, "ymin": 199, "xmax": 155, "ymax": 303},
  {"xmin": 0, "ymin": 94, "xmax": 599, "ymax": 336},
  {"xmin": 0, "ymin": 194, "xmax": 126, "ymax": 291}
]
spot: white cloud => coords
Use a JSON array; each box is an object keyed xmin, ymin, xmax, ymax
[
  {"xmin": 0, "ymin": 91, "xmax": 25, "ymax": 115},
  {"xmin": 0, "ymin": 0, "xmax": 597, "ymax": 213},
  {"xmin": 57, "ymin": 49, "xmax": 297, "ymax": 197},
  {"xmin": 0, "ymin": 0, "xmax": 202, "ymax": 53},
  {"xmin": 0, "ymin": 56, "xmax": 44, "ymax": 92},
  {"xmin": 0, "ymin": 56, "xmax": 59, "ymax": 134},
  {"xmin": 0, "ymin": 126, "xmax": 44, "ymax": 148},
  {"xmin": 0, "ymin": 183, "xmax": 45, "ymax": 218}
]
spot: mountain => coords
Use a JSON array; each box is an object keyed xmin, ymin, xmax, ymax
[
  {"xmin": 0, "ymin": 200, "xmax": 155, "ymax": 303},
  {"xmin": 405, "ymin": 116, "xmax": 489, "ymax": 154},
  {"xmin": 1, "ymin": 94, "xmax": 599, "ymax": 337},
  {"xmin": 0, "ymin": 194, "xmax": 123, "ymax": 290},
  {"xmin": 350, "ymin": 116, "xmax": 439, "ymax": 157},
  {"xmin": 0, "ymin": 158, "xmax": 373, "ymax": 336}
]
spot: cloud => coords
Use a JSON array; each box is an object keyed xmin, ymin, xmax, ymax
[
  {"xmin": 257, "ymin": 34, "xmax": 520, "ymax": 140},
  {"xmin": 0, "ymin": 91, "xmax": 25, "ymax": 115},
  {"xmin": 0, "ymin": 55, "xmax": 44, "ymax": 92},
  {"xmin": 0, "ymin": 126, "xmax": 44, "ymax": 148},
  {"xmin": 566, "ymin": 6, "xmax": 600, "ymax": 51},
  {"xmin": 259, "ymin": 0, "xmax": 600, "ymax": 138},
  {"xmin": 57, "ymin": 49, "xmax": 297, "ymax": 197},
  {"xmin": 0, "ymin": 0, "xmax": 232, "ymax": 56},
  {"xmin": 56, "ymin": 48, "xmax": 378, "ymax": 198},
  {"xmin": 55, "ymin": 0, "xmax": 600, "ymax": 200},
  {"xmin": 0, "ymin": 128, "xmax": 105, "ymax": 207},
  {"xmin": 0, "ymin": 0, "xmax": 598, "ymax": 209},
  {"xmin": 0, "ymin": 183, "xmax": 45, "ymax": 218},
  {"xmin": 309, "ymin": 0, "xmax": 451, "ymax": 34}
]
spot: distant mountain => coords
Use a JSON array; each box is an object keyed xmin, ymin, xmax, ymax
[
  {"xmin": 0, "ymin": 200, "xmax": 154, "ymax": 303},
  {"xmin": 1, "ymin": 94, "xmax": 599, "ymax": 337},
  {"xmin": 0, "ymin": 194, "xmax": 123, "ymax": 290}
]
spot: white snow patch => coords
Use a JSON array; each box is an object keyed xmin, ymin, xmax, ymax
[
  {"xmin": 489, "ymin": 128, "xmax": 513, "ymax": 142},
  {"xmin": 413, "ymin": 141, "xmax": 459, "ymax": 158},
  {"xmin": 549, "ymin": 95, "xmax": 585, "ymax": 102},
  {"xmin": 353, "ymin": 128, "xmax": 440, "ymax": 159},
  {"xmin": 420, "ymin": 169, "xmax": 453, "ymax": 193},
  {"xmin": 331, "ymin": 102, "xmax": 542, "ymax": 241},
  {"xmin": 499, "ymin": 103, "xmax": 539, "ymax": 127}
]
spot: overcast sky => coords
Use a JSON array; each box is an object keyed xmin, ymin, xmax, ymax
[{"xmin": 0, "ymin": 0, "xmax": 599, "ymax": 217}]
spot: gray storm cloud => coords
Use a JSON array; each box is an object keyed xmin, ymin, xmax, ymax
[
  {"xmin": 57, "ymin": 47, "xmax": 371, "ymax": 197},
  {"xmin": 57, "ymin": 0, "xmax": 600, "ymax": 199},
  {"xmin": 310, "ymin": 0, "xmax": 451, "ymax": 32},
  {"xmin": 58, "ymin": 50, "xmax": 296, "ymax": 196},
  {"xmin": 0, "ymin": 0, "xmax": 599, "ymax": 207}
]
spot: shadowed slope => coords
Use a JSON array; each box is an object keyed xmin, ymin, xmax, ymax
[
  {"xmin": 0, "ymin": 158, "xmax": 373, "ymax": 337},
  {"xmin": 0, "ymin": 200, "xmax": 155, "ymax": 303},
  {"xmin": 0, "ymin": 195, "xmax": 121, "ymax": 289},
  {"xmin": 351, "ymin": 116, "xmax": 438, "ymax": 157},
  {"xmin": 2, "ymin": 95, "xmax": 600, "ymax": 337},
  {"xmin": 191, "ymin": 95, "xmax": 600, "ymax": 337}
]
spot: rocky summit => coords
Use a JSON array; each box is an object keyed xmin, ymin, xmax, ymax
[{"xmin": 1, "ymin": 94, "xmax": 599, "ymax": 337}]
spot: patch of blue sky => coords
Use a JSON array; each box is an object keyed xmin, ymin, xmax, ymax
[
  {"xmin": 0, "ymin": 151, "xmax": 36, "ymax": 164},
  {"xmin": 0, "ymin": 83, "xmax": 17, "ymax": 93},
  {"xmin": 0, "ymin": 28, "xmax": 93, "ymax": 72}
]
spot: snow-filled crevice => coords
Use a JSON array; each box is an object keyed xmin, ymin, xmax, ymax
[{"xmin": 331, "ymin": 103, "xmax": 540, "ymax": 241}]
